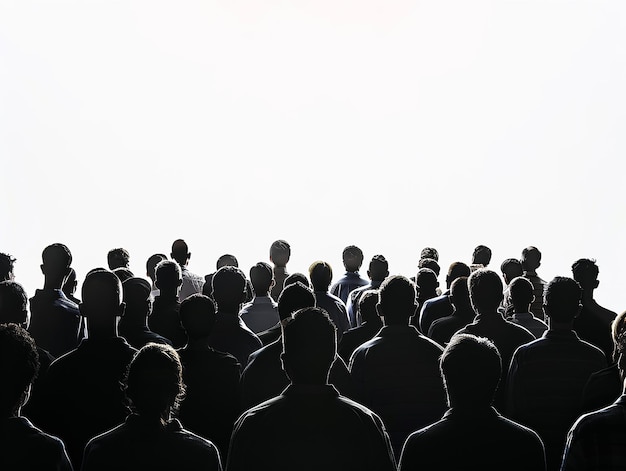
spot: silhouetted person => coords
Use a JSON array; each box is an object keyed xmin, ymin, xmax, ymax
[
  {"xmin": 107, "ymin": 248, "xmax": 130, "ymax": 271},
  {"xmin": 506, "ymin": 277, "xmax": 607, "ymax": 471},
  {"xmin": 500, "ymin": 258, "xmax": 523, "ymax": 318},
  {"xmin": 470, "ymin": 244, "xmax": 492, "ymax": 272},
  {"xmin": 29, "ymin": 243, "xmax": 81, "ymax": 358},
  {"xmin": 203, "ymin": 254, "xmax": 253, "ymax": 303},
  {"xmin": 418, "ymin": 257, "xmax": 441, "ymax": 276},
  {"xmin": 310, "ymin": 261, "xmax": 350, "ymax": 341},
  {"xmin": 454, "ymin": 269, "xmax": 535, "ymax": 407},
  {"xmin": 62, "ymin": 268, "xmax": 81, "ymax": 305},
  {"xmin": 82, "ymin": 344, "xmax": 222, "ymax": 471},
  {"xmin": 508, "ymin": 276, "xmax": 548, "ymax": 338},
  {"xmin": 241, "ymin": 282, "xmax": 353, "ymax": 409},
  {"xmin": 146, "ymin": 253, "xmax": 167, "ymax": 299},
  {"xmin": 239, "ymin": 262, "xmax": 279, "ymax": 334},
  {"xmin": 149, "ymin": 260, "xmax": 187, "ymax": 348},
  {"xmin": 112, "ymin": 267, "xmax": 133, "ymax": 283},
  {"xmin": 0, "ymin": 324, "xmax": 73, "ymax": 470},
  {"xmin": 171, "ymin": 239, "xmax": 204, "ymax": 300},
  {"xmin": 284, "ymin": 272, "xmax": 310, "ymax": 288},
  {"xmin": 38, "ymin": 269, "xmax": 137, "ymax": 469},
  {"xmin": 350, "ymin": 275, "xmax": 447, "ymax": 456},
  {"xmin": 330, "ymin": 245, "xmax": 369, "ymax": 304},
  {"xmin": 420, "ymin": 247, "xmax": 439, "ymax": 261},
  {"xmin": 411, "ymin": 268, "xmax": 439, "ymax": 330},
  {"xmin": 208, "ymin": 266, "xmax": 262, "ymax": 368},
  {"xmin": 269, "ymin": 239, "xmax": 291, "ymax": 302},
  {"xmin": 428, "ymin": 277, "xmax": 475, "ymax": 346},
  {"xmin": 0, "ymin": 252, "xmax": 16, "ymax": 281},
  {"xmin": 227, "ymin": 307, "xmax": 396, "ymax": 471},
  {"xmin": 178, "ymin": 294, "xmax": 241, "ymax": 461},
  {"xmin": 119, "ymin": 277, "xmax": 172, "ymax": 349},
  {"xmin": 346, "ymin": 254, "xmax": 389, "ymax": 327},
  {"xmin": 419, "ymin": 262, "xmax": 471, "ymax": 335},
  {"xmin": 522, "ymin": 246, "xmax": 547, "ymax": 321},
  {"xmin": 338, "ymin": 290, "xmax": 383, "ymax": 363},
  {"xmin": 571, "ymin": 258, "xmax": 616, "ymax": 361},
  {"xmin": 399, "ymin": 334, "xmax": 546, "ymax": 471}
]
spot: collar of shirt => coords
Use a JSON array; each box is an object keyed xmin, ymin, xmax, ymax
[
  {"xmin": 444, "ymin": 406, "xmax": 499, "ymax": 420},
  {"xmin": 282, "ymin": 383, "xmax": 340, "ymax": 397},
  {"xmin": 378, "ymin": 325, "xmax": 420, "ymax": 336},
  {"xmin": 512, "ymin": 312, "xmax": 535, "ymax": 321},
  {"xmin": 542, "ymin": 329, "xmax": 580, "ymax": 340},
  {"xmin": 615, "ymin": 394, "xmax": 626, "ymax": 407},
  {"xmin": 253, "ymin": 296, "xmax": 276, "ymax": 305}
]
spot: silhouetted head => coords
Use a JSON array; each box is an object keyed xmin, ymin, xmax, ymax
[
  {"xmin": 212, "ymin": 266, "xmax": 247, "ymax": 312},
  {"xmin": 472, "ymin": 245, "xmax": 492, "ymax": 266},
  {"xmin": 125, "ymin": 343, "xmax": 185, "ymax": 424},
  {"xmin": 500, "ymin": 258, "xmax": 523, "ymax": 285},
  {"xmin": 441, "ymin": 334, "xmax": 501, "ymax": 408},
  {"xmin": 269, "ymin": 240, "xmax": 291, "ymax": 268},
  {"xmin": 611, "ymin": 310, "xmax": 626, "ymax": 364},
  {"xmin": 418, "ymin": 258, "xmax": 440, "ymax": 277},
  {"xmin": 171, "ymin": 239, "xmax": 191, "ymax": 267},
  {"xmin": 445, "ymin": 262, "xmax": 471, "ymax": 289},
  {"xmin": 62, "ymin": 268, "xmax": 78, "ymax": 299},
  {"xmin": 342, "ymin": 245, "xmax": 364, "ymax": 272},
  {"xmin": 155, "ymin": 260, "xmax": 182, "ymax": 296},
  {"xmin": 358, "ymin": 290, "xmax": 380, "ymax": 324},
  {"xmin": 416, "ymin": 268, "xmax": 439, "ymax": 300},
  {"xmin": 509, "ymin": 277, "xmax": 534, "ymax": 313},
  {"xmin": 107, "ymin": 248, "xmax": 130, "ymax": 270},
  {"xmin": 543, "ymin": 277, "xmax": 582, "ymax": 325},
  {"xmin": 41, "ymin": 243, "xmax": 72, "ymax": 287},
  {"xmin": 81, "ymin": 270, "xmax": 125, "ymax": 333},
  {"xmin": 0, "ymin": 281, "xmax": 28, "ymax": 326},
  {"xmin": 571, "ymin": 258, "xmax": 600, "ymax": 292},
  {"xmin": 281, "ymin": 307, "xmax": 336, "ymax": 385},
  {"xmin": 521, "ymin": 246, "xmax": 542, "ymax": 272},
  {"xmin": 468, "ymin": 269, "xmax": 504, "ymax": 314},
  {"xmin": 367, "ymin": 255, "xmax": 389, "ymax": 282},
  {"xmin": 146, "ymin": 254, "xmax": 167, "ymax": 284},
  {"xmin": 377, "ymin": 275, "xmax": 417, "ymax": 325},
  {"xmin": 449, "ymin": 277, "xmax": 471, "ymax": 311},
  {"xmin": 0, "ymin": 323, "xmax": 39, "ymax": 418},
  {"xmin": 284, "ymin": 273, "xmax": 310, "ymax": 289},
  {"xmin": 249, "ymin": 262, "xmax": 274, "ymax": 295},
  {"xmin": 180, "ymin": 294, "xmax": 217, "ymax": 341},
  {"xmin": 122, "ymin": 277, "xmax": 152, "ymax": 321},
  {"xmin": 277, "ymin": 281, "xmax": 315, "ymax": 322},
  {"xmin": 420, "ymin": 247, "xmax": 439, "ymax": 262},
  {"xmin": 309, "ymin": 261, "xmax": 333, "ymax": 292},
  {"xmin": 0, "ymin": 253, "xmax": 16, "ymax": 281},
  {"xmin": 216, "ymin": 254, "xmax": 238, "ymax": 269},
  {"xmin": 113, "ymin": 267, "xmax": 134, "ymax": 284}
]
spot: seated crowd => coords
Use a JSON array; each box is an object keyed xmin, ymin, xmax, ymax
[{"xmin": 0, "ymin": 241, "xmax": 623, "ymax": 471}]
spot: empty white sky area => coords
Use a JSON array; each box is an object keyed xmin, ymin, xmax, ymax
[{"xmin": 2, "ymin": 1, "xmax": 625, "ymax": 312}]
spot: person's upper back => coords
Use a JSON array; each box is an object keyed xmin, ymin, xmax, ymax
[
  {"xmin": 29, "ymin": 289, "xmax": 80, "ymax": 357},
  {"xmin": 208, "ymin": 311, "xmax": 262, "ymax": 367}
]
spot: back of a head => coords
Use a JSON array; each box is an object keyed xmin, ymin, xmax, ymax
[
  {"xmin": 180, "ymin": 294, "xmax": 217, "ymax": 340},
  {"xmin": 171, "ymin": 239, "xmax": 190, "ymax": 266},
  {"xmin": 0, "ymin": 253, "xmax": 16, "ymax": 281},
  {"xmin": 441, "ymin": 333, "xmax": 501, "ymax": 407},
  {"xmin": 270, "ymin": 240, "xmax": 291, "ymax": 267},
  {"xmin": 418, "ymin": 258, "xmax": 441, "ymax": 277},
  {"xmin": 122, "ymin": 277, "xmax": 152, "ymax": 318},
  {"xmin": 342, "ymin": 245, "xmax": 364, "ymax": 272},
  {"xmin": 544, "ymin": 276, "xmax": 582, "ymax": 324},
  {"xmin": 81, "ymin": 269, "xmax": 123, "ymax": 324},
  {"xmin": 107, "ymin": 248, "xmax": 130, "ymax": 270},
  {"xmin": 571, "ymin": 258, "xmax": 599, "ymax": 290},
  {"xmin": 472, "ymin": 245, "xmax": 492, "ymax": 266},
  {"xmin": 501, "ymin": 258, "xmax": 523, "ymax": 283},
  {"xmin": 368, "ymin": 254, "xmax": 389, "ymax": 282},
  {"xmin": 447, "ymin": 262, "xmax": 471, "ymax": 284},
  {"xmin": 521, "ymin": 246, "xmax": 542, "ymax": 271},
  {"xmin": 378, "ymin": 275, "xmax": 416, "ymax": 324},
  {"xmin": 420, "ymin": 247, "xmax": 439, "ymax": 262},
  {"xmin": 449, "ymin": 277, "xmax": 471, "ymax": 310},
  {"xmin": 217, "ymin": 254, "xmax": 238, "ymax": 270},
  {"xmin": 125, "ymin": 343, "xmax": 184, "ymax": 422},
  {"xmin": 284, "ymin": 273, "xmax": 310, "ymax": 289},
  {"xmin": 509, "ymin": 276, "xmax": 534, "ymax": 310},
  {"xmin": 42, "ymin": 243, "xmax": 72, "ymax": 277},
  {"xmin": 277, "ymin": 281, "xmax": 315, "ymax": 321},
  {"xmin": 146, "ymin": 254, "xmax": 167, "ymax": 282},
  {"xmin": 468, "ymin": 269, "xmax": 504, "ymax": 313},
  {"xmin": 249, "ymin": 262, "xmax": 273, "ymax": 295},
  {"xmin": 309, "ymin": 261, "xmax": 333, "ymax": 292},
  {"xmin": 212, "ymin": 266, "xmax": 246, "ymax": 307},
  {"xmin": 416, "ymin": 268, "xmax": 439, "ymax": 296},
  {"xmin": 0, "ymin": 323, "xmax": 39, "ymax": 417},
  {"xmin": 358, "ymin": 290, "xmax": 379, "ymax": 323},
  {"xmin": 0, "ymin": 281, "xmax": 29, "ymax": 325},
  {"xmin": 282, "ymin": 307, "xmax": 336, "ymax": 384},
  {"xmin": 155, "ymin": 260, "xmax": 182, "ymax": 292}
]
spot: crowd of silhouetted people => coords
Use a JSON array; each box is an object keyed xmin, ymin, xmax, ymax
[{"xmin": 0, "ymin": 240, "xmax": 624, "ymax": 470}]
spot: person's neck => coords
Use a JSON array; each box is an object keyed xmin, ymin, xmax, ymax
[
  {"xmin": 512, "ymin": 305, "xmax": 531, "ymax": 315},
  {"xmin": 581, "ymin": 290, "xmax": 595, "ymax": 303},
  {"xmin": 185, "ymin": 337, "xmax": 211, "ymax": 350},
  {"xmin": 158, "ymin": 291, "xmax": 178, "ymax": 302},
  {"xmin": 43, "ymin": 279, "xmax": 63, "ymax": 290},
  {"xmin": 476, "ymin": 308, "xmax": 500, "ymax": 318},
  {"xmin": 87, "ymin": 325, "xmax": 119, "ymax": 340},
  {"xmin": 549, "ymin": 320, "xmax": 574, "ymax": 332},
  {"xmin": 218, "ymin": 305, "xmax": 240, "ymax": 315}
]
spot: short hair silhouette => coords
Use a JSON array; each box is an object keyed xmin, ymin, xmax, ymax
[
  {"xmin": 447, "ymin": 261, "xmax": 471, "ymax": 282},
  {"xmin": 521, "ymin": 246, "xmax": 542, "ymax": 271},
  {"xmin": 342, "ymin": 245, "xmax": 364, "ymax": 272},
  {"xmin": 284, "ymin": 272, "xmax": 310, "ymax": 288},
  {"xmin": 468, "ymin": 269, "xmax": 504, "ymax": 312},
  {"xmin": 449, "ymin": 276, "xmax": 471, "ymax": 309},
  {"xmin": 171, "ymin": 239, "xmax": 191, "ymax": 266},
  {"xmin": 420, "ymin": 247, "xmax": 439, "ymax": 261},
  {"xmin": 146, "ymin": 253, "xmax": 167, "ymax": 282},
  {"xmin": 180, "ymin": 294, "xmax": 217, "ymax": 340},
  {"xmin": 440, "ymin": 333, "xmax": 501, "ymax": 407},
  {"xmin": 107, "ymin": 248, "xmax": 130, "ymax": 270},
  {"xmin": 42, "ymin": 243, "xmax": 72, "ymax": 279},
  {"xmin": 509, "ymin": 276, "xmax": 534, "ymax": 309},
  {"xmin": 81, "ymin": 269, "xmax": 124, "ymax": 325},
  {"xmin": 0, "ymin": 281, "xmax": 28, "ymax": 325},
  {"xmin": 0, "ymin": 323, "xmax": 39, "ymax": 417},
  {"xmin": 571, "ymin": 258, "xmax": 599, "ymax": 289},
  {"xmin": 309, "ymin": 261, "xmax": 333, "ymax": 291},
  {"xmin": 368, "ymin": 255, "xmax": 389, "ymax": 282},
  {"xmin": 543, "ymin": 276, "xmax": 582, "ymax": 323},
  {"xmin": 124, "ymin": 343, "xmax": 185, "ymax": 423},
  {"xmin": 501, "ymin": 258, "xmax": 523, "ymax": 283},
  {"xmin": 122, "ymin": 277, "xmax": 151, "ymax": 312},
  {"xmin": 155, "ymin": 260, "xmax": 182, "ymax": 291},
  {"xmin": 418, "ymin": 258, "xmax": 440, "ymax": 276},
  {"xmin": 212, "ymin": 266, "xmax": 246, "ymax": 306},
  {"xmin": 0, "ymin": 253, "xmax": 16, "ymax": 281},
  {"xmin": 277, "ymin": 282, "xmax": 315, "ymax": 321},
  {"xmin": 359, "ymin": 290, "xmax": 379, "ymax": 323},
  {"xmin": 416, "ymin": 268, "xmax": 439, "ymax": 293},
  {"xmin": 250, "ymin": 262, "xmax": 274, "ymax": 294},
  {"xmin": 472, "ymin": 245, "xmax": 492, "ymax": 266},
  {"xmin": 217, "ymin": 254, "xmax": 238, "ymax": 269},
  {"xmin": 269, "ymin": 240, "xmax": 291, "ymax": 267},
  {"xmin": 378, "ymin": 275, "xmax": 416, "ymax": 324}
]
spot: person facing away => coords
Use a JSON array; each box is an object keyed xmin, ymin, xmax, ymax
[
  {"xmin": 118, "ymin": 277, "xmax": 172, "ymax": 350},
  {"xmin": 171, "ymin": 239, "xmax": 204, "ymax": 301},
  {"xmin": 571, "ymin": 258, "xmax": 617, "ymax": 361},
  {"xmin": 208, "ymin": 266, "xmax": 262, "ymax": 368},
  {"xmin": 239, "ymin": 262, "xmax": 280, "ymax": 334},
  {"xmin": 428, "ymin": 277, "xmax": 475, "ymax": 346},
  {"xmin": 338, "ymin": 290, "xmax": 383, "ymax": 363},
  {"xmin": 410, "ymin": 268, "xmax": 439, "ymax": 330},
  {"xmin": 309, "ymin": 261, "xmax": 350, "ymax": 341},
  {"xmin": 455, "ymin": 269, "xmax": 535, "ymax": 410},
  {"xmin": 203, "ymin": 254, "xmax": 253, "ymax": 303},
  {"xmin": 107, "ymin": 248, "xmax": 131, "ymax": 271},
  {"xmin": 330, "ymin": 245, "xmax": 369, "ymax": 304},
  {"xmin": 146, "ymin": 253, "xmax": 168, "ymax": 300},
  {"xmin": 28, "ymin": 243, "xmax": 82, "ymax": 358},
  {"xmin": 419, "ymin": 247, "xmax": 439, "ymax": 262},
  {"xmin": 82, "ymin": 343, "xmax": 222, "ymax": 471},
  {"xmin": 269, "ymin": 239, "xmax": 291, "ymax": 302},
  {"xmin": 500, "ymin": 258, "xmax": 524, "ymax": 318},
  {"xmin": 62, "ymin": 267, "xmax": 81, "ymax": 305},
  {"xmin": 521, "ymin": 246, "xmax": 547, "ymax": 321},
  {"xmin": 0, "ymin": 252, "xmax": 16, "ymax": 281},
  {"xmin": 349, "ymin": 275, "xmax": 447, "ymax": 457},
  {"xmin": 227, "ymin": 307, "xmax": 396, "ymax": 471},
  {"xmin": 346, "ymin": 254, "xmax": 389, "ymax": 328},
  {"xmin": 398, "ymin": 334, "xmax": 546, "ymax": 471},
  {"xmin": 37, "ymin": 269, "xmax": 137, "ymax": 469},
  {"xmin": 177, "ymin": 294, "xmax": 241, "ymax": 460},
  {"xmin": 0, "ymin": 323, "xmax": 73, "ymax": 471},
  {"xmin": 506, "ymin": 277, "xmax": 607, "ymax": 471},
  {"xmin": 470, "ymin": 244, "xmax": 492, "ymax": 272},
  {"xmin": 149, "ymin": 260, "xmax": 187, "ymax": 348},
  {"xmin": 508, "ymin": 276, "xmax": 549, "ymax": 338}
]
